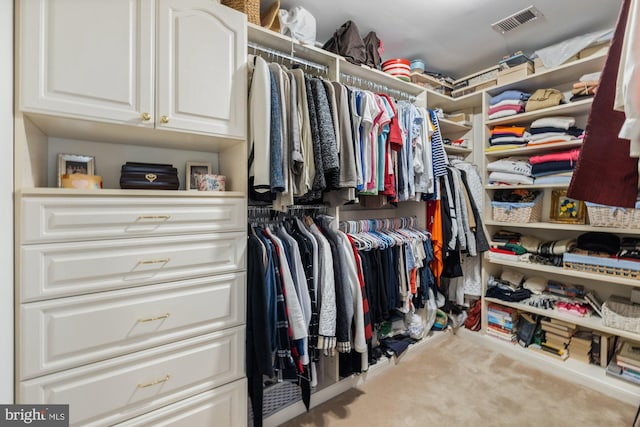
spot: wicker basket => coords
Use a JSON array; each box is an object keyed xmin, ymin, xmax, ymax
[
  {"xmin": 492, "ymin": 194, "xmax": 543, "ymax": 223},
  {"xmin": 602, "ymin": 299, "xmax": 640, "ymax": 334},
  {"xmin": 563, "ymin": 252, "xmax": 640, "ymax": 280},
  {"xmin": 586, "ymin": 202, "xmax": 640, "ymax": 229},
  {"xmin": 221, "ymin": 0, "xmax": 260, "ymax": 25}
]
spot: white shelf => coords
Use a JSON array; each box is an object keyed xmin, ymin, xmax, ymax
[
  {"xmin": 339, "ymin": 59, "xmax": 425, "ymax": 97},
  {"xmin": 485, "ymin": 183, "xmax": 569, "ymax": 190},
  {"xmin": 485, "ymin": 297, "xmax": 640, "ymax": 342},
  {"xmin": 485, "ymin": 257, "xmax": 640, "ymax": 288},
  {"xmin": 485, "ymin": 53, "xmax": 607, "ymax": 96},
  {"xmin": 18, "ymin": 187, "xmax": 246, "ymax": 198},
  {"xmin": 484, "ymin": 219, "xmax": 640, "ymax": 235},
  {"xmin": 484, "ymin": 141, "xmax": 583, "ymax": 157},
  {"xmin": 461, "ymin": 328, "xmax": 639, "ymax": 405},
  {"xmin": 485, "ymin": 98, "xmax": 594, "ymax": 126},
  {"xmin": 247, "ymin": 23, "xmax": 340, "ymax": 67},
  {"xmin": 444, "ymin": 145, "xmax": 472, "ymax": 156},
  {"xmin": 426, "ymin": 88, "xmax": 482, "ymax": 112},
  {"xmin": 409, "ymin": 71, "xmax": 453, "ymax": 89},
  {"xmin": 438, "ymin": 118, "xmax": 471, "ymax": 136}
]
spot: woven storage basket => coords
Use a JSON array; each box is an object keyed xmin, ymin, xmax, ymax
[
  {"xmin": 221, "ymin": 0, "xmax": 260, "ymax": 25},
  {"xmin": 585, "ymin": 203, "xmax": 640, "ymax": 229},
  {"xmin": 602, "ymin": 299, "xmax": 640, "ymax": 334},
  {"xmin": 563, "ymin": 252, "xmax": 640, "ymax": 280},
  {"xmin": 492, "ymin": 194, "xmax": 543, "ymax": 223}
]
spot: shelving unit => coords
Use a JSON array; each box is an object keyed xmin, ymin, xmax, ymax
[
  {"xmin": 478, "ymin": 47, "xmax": 640, "ymax": 403},
  {"xmin": 485, "ymin": 297, "xmax": 640, "ymax": 342},
  {"xmin": 485, "ymin": 98, "xmax": 594, "ymax": 126}
]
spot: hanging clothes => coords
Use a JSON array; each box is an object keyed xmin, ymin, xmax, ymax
[{"xmin": 568, "ymin": 0, "xmax": 638, "ymax": 207}]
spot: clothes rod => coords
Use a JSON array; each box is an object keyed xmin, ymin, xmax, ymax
[
  {"xmin": 339, "ymin": 72, "xmax": 417, "ymax": 102},
  {"xmin": 248, "ymin": 42, "xmax": 328, "ymax": 73}
]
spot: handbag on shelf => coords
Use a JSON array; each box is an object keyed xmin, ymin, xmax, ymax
[{"xmin": 119, "ymin": 162, "xmax": 179, "ymax": 190}]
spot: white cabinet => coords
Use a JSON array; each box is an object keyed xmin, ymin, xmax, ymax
[
  {"xmin": 19, "ymin": 0, "xmax": 246, "ymax": 139},
  {"xmin": 19, "ymin": 0, "xmax": 155, "ymax": 126},
  {"xmin": 157, "ymin": 0, "xmax": 247, "ymax": 137}
]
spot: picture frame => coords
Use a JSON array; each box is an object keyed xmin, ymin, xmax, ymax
[
  {"xmin": 549, "ymin": 190, "xmax": 586, "ymax": 224},
  {"xmin": 186, "ymin": 161, "xmax": 212, "ymax": 190},
  {"xmin": 58, "ymin": 153, "xmax": 95, "ymax": 187}
]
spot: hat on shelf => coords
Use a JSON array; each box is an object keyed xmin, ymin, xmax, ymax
[{"xmin": 261, "ymin": 0, "xmax": 280, "ymax": 32}]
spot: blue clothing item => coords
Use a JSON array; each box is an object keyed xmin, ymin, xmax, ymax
[
  {"xmin": 257, "ymin": 231, "xmax": 279, "ymax": 352},
  {"xmin": 269, "ymin": 71, "xmax": 285, "ymax": 192},
  {"xmin": 489, "ymin": 90, "xmax": 532, "ymax": 105}
]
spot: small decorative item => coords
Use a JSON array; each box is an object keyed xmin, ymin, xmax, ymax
[
  {"xmin": 58, "ymin": 153, "xmax": 95, "ymax": 187},
  {"xmin": 549, "ymin": 190, "xmax": 586, "ymax": 224},
  {"xmin": 186, "ymin": 161, "xmax": 212, "ymax": 190},
  {"xmin": 61, "ymin": 174, "xmax": 102, "ymax": 190},
  {"xmin": 196, "ymin": 174, "xmax": 226, "ymax": 192}
]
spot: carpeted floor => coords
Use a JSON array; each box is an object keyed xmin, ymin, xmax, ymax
[{"xmin": 281, "ymin": 333, "xmax": 636, "ymax": 427}]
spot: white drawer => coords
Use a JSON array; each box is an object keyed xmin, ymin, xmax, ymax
[
  {"xmin": 20, "ymin": 195, "xmax": 246, "ymax": 244},
  {"xmin": 20, "ymin": 272, "xmax": 246, "ymax": 379},
  {"xmin": 19, "ymin": 326, "xmax": 245, "ymax": 427},
  {"xmin": 114, "ymin": 379, "xmax": 247, "ymax": 427},
  {"xmin": 19, "ymin": 232, "xmax": 246, "ymax": 302}
]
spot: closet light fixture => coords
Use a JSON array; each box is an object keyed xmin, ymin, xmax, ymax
[{"xmin": 491, "ymin": 5, "xmax": 543, "ymax": 34}]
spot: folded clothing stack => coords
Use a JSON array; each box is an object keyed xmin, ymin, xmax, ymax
[
  {"xmin": 528, "ymin": 116, "xmax": 583, "ymax": 146},
  {"xmin": 487, "ymin": 156, "xmax": 533, "ymax": 185},
  {"xmin": 488, "ymin": 125, "xmax": 530, "ymax": 149},
  {"xmin": 529, "ymin": 147, "xmax": 581, "ymax": 183},
  {"xmin": 488, "ymin": 90, "xmax": 531, "ymax": 120},
  {"xmin": 571, "ymin": 71, "xmax": 601, "ymax": 102}
]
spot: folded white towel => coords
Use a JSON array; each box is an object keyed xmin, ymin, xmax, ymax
[{"xmin": 530, "ymin": 116, "xmax": 576, "ymax": 129}]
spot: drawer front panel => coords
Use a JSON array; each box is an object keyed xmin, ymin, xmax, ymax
[
  {"xmin": 20, "ymin": 273, "xmax": 245, "ymax": 379},
  {"xmin": 19, "ymin": 327, "xmax": 245, "ymax": 427},
  {"xmin": 21, "ymin": 196, "xmax": 246, "ymax": 243},
  {"xmin": 20, "ymin": 232, "xmax": 246, "ymax": 302},
  {"xmin": 114, "ymin": 378, "xmax": 247, "ymax": 427}
]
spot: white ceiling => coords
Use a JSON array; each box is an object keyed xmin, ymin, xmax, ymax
[{"xmin": 269, "ymin": 0, "xmax": 622, "ymax": 78}]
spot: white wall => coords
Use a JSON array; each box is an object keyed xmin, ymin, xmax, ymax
[{"xmin": 0, "ymin": 0, "xmax": 14, "ymax": 403}]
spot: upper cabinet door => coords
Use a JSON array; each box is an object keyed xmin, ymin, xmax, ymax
[
  {"xmin": 19, "ymin": 0, "xmax": 155, "ymax": 126},
  {"xmin": 157, "ymin": 0, "xmax": 247, "ymax": 138}
]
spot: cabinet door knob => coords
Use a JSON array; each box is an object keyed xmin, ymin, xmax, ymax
[
  {"xmin": 160, "ymin": 115, "xmax": 170, "ymax": 124},
  {"xmin": 141, "ymin": 112, "xmax": 152, "ymax": 121}
]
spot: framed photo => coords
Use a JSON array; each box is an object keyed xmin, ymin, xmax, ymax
[
  {"xmin": 186, "ymin": 161, "xmax": 212, "ymax": 190},
  {"xmin": 58, "ymin": 153, "xmax": 95, "ymax": 187},
  {"xmin": 549, "ymin": 190, "xmax": 586, "ymax": 224}
]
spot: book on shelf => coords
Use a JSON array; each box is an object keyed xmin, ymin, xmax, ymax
[
  {"xmin": 530, "ymin": 344, "xmax": 569, "ymax": 361},
  {"xmin": 486, "ymin": 328, "xmax": 517, "ymax": 343},
  {"xmin": 549, "ymin": 318, "xmax": 577, "ymax": 330},
  {"xmin": 516, "ymin": 313, "xmax": 538, "ymax": 347},
  {"xmin": 593, "ymin": 332, "xmax": 617, "ymax": 368},
  {"xmin": 487, "ymin": 303, "xmax": 517, "ymax": 316},
  {"xmin": 570, "ymin": 330, "xmax": 593, "ymax": 347},
  {"xmin": 614, "ymin": 358, "xmax": 640, "ymax": 372},
  {"xmin": 540, "ymin": 324, "xmax": 575, "ymax": 339},
  {"xmin": 487, "ymin": 323, "xmax": 516, "ymax": 335},
  {"xmin": 606, "ymin": 359, "xmax": 640, "ymax": 386},
  {"xmin": 615, "ymin": 340, "xmax": 640, "ymax": 367},
  {"xmin": 544, "ymin": 333, "xmax": 570, "ymax": 349},
  {"xmin": 488, "ymin": 315, "xmax": 514, "ymax": 329}
]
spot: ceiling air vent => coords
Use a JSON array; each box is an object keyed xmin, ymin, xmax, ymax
[{"xmin": 492, "ymin": 6, "xmax": 543, "ymax": 34}]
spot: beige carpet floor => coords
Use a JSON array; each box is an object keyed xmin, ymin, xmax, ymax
[{"xmin": 282, "ymin": 333, "xmax": 637, "ymax": 427}]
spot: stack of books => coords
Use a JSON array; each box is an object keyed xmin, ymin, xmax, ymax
[
  {"xmin": 607, "ymin": 340, "xmax": 640, "ymax": 385},
  {"xmin": 486, "ymin": 303, "xmax": 518, "ymax": 343},
  {"xmin": 568, "ymin": 330, "xmax": 593, "ymax": 363},
  {"xmin": 532, "ymin": 318, "xmax": 577, "ymax": 360},
  {"xmin": 591, "ymin": 332, "xmax": 616, "ymax": 367}
]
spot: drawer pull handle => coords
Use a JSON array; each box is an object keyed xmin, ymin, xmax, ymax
[
  {"xmin": 138, "ymin": 313, "xmax": 171, "ymax": 323},
  {"xmin": 137, "ymin": 215, "xmax": 172, "ymax": 221},
  {"xmin": 137, "ymin": 258, "xmax": 170, "ymax": 266},
  {"xmin": 137, "ymin": 374, "xmax": 171, "ymax": 389}
]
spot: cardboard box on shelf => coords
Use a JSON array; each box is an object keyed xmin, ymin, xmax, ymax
[{"xmin": 497, "ymin": 62, "xmax": 534, "ymax": 86}]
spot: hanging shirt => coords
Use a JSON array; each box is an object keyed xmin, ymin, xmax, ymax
[{"xmin": 248, "ymin": 55, "xmax": 272, "ymax": 199}]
